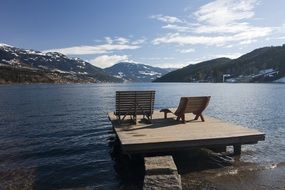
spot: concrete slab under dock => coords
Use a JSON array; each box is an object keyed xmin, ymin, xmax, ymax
[{"xmin": 108, "ymin": 110, "xmax": 265, "ymax": 155}]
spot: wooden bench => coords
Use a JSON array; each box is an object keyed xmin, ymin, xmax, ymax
[
  {"xmin": 115, "ymin": 91, "xmax": 155, "ymax": 124},
  {"xmin": 160, "ymin": 96, "xmax": 211, "ymax": 123}
]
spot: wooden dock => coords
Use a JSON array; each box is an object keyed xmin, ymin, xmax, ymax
[{"xmin": 108, "ymin": 110, "xmax": 265, "ymax": 155}]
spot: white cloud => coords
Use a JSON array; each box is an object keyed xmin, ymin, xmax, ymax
[
  {"xmin": 105, "ymin": 37, "xmax": 113, "ymax": 44},
  {"xmin": 239, "ymin": 39, "xmax": 257, "ymax": 45},
  {"xmin": 211, "ymin": 52, "xmax": 243, "ymax": 59},
  {"xmin": 194, "ymin": 22, "xmax": 268, "ymax": 34},
  {"xmin": 44, "ymin": 36, "xmax": 142, "ymax": 55},
  {"xmin": 45, "ymin": 44, "xmax": 139, "ymax": 55},
  {"xmin": 177, "ymin": 48, "xmax": 195, "ymax": 53},
  {"xmin": 272, "ymin": 36, "xmax": 285, "ymax": 40},
  {"xmin": 131, "ymin": 38, "xmax": 146, "ymax": 45},
  {"xmin": 149, "ymin": 62, "xmax": 187, "ymax": 68},
  {"xmin": 89, "ymin": 54, "xmax": 131, "ymax": 68},
  {"xmin": 153, "ymin": 33, "xmax": 229, "ymax": 46},
  {"xmin": 150, "ymin": 14, "xmax": 183, "ymax": 24},
  {"xmin": 153, "ymin": 27, "xmax": 272, "ymax": 46},
  {"xmin": 162, "ymin": 24, "xmax": 190, "ymax": 32},
  {"xmin": 192, "ymin": 0, "xmax": 272, "ymax": 38},
  {"xmin": 114, "ymin": 37, "xmax": 129, "ymax": 45},
  {"xmin": 140, "ymin": 57, "xmax": 174, "ymax": 61},
  {"xmin": 153, "ymin": 57, "xmax": 210, "ymax": 68},
  {"xmin": 152, "ymin": 0, "xmax": 274, "ymax": 47},
  {"xmin": 194, "ymin": 0, "xmax": 257, "ymax": 25}
]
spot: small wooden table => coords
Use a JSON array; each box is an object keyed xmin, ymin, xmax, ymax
[{"xmin": 160, "ymin": 109, "xmax": 173, "ymax": 119}]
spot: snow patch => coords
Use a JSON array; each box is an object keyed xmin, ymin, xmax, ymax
[
  {"xmin": 138, "ymin": 70, "xmax": 161, "ymax": 76},
  {"xmin": 114, "ymin": 72, "xmax": 126, "ymax": 78},
  {"xmin": 38, "ymin": 65, "xmax": 49, "ymax": 70},
  {"xmin": 77, "ymin": 65, "xmax": 85, "ymax": 69},
  {"xmin": 25, "ymin": 49, "xmax": 46, "ymax": 56},
  {"xmin": 51, "ymin": 69, "xmax": 70, "ymax": 74},
  {"xmin": 274, "ymin": 77, "xmax": 285, "ymax": 83},
  {"xmin": 72, "ymin": 57, "xmax": 81, "ymax": 61},
  {"xmin": 11, "ymin": 53, "xmax": 19, "ymax": 57},
  {"xmin": 0, "ymin": 43, "xmax": 13, "ymax": 47},
  {"xmin": 1, "ymin": 59, "xmax": 10, "ymax": 63},
  {"xmin": 77, "ymin": 72, "xmax": 88, "ymax": 75}
]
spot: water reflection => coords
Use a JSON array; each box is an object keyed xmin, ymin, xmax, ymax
[
  {"xmin": 0, "ymin": 83, "xmax": 284, "ymax": 189},
  {"xmin": 108, "ymin": 136, "xmax": 144, "ymax": 190}
]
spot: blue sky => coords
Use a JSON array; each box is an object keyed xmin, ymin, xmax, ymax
[{"xmin": 1, "ymin": 0, "xmax": 285, "ymax": 68}]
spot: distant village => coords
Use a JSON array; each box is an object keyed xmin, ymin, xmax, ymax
[{"xmin": 223, "ymin": 68, "xmax": 279, "ymax": 83}]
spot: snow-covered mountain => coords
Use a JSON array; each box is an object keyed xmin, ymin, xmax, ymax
[
  {"xmin": 104, "ymin": 62, "xmax": 176, "ymax": 82},
  {"xmin": 0, "ymin": 44, "xmax": 121, "ymax": 83}
]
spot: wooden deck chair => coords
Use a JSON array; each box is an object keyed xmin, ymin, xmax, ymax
[
  {"xmin": 115, "ymin": 91, "xmax": 155, "ymax": 124},
  {"xmin": 160, "ymin": 96, "xmax": 211, "ymax": 123}
]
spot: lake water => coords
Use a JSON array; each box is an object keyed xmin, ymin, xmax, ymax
[{"xmin": 0, "ymin": 83, "xmax": 284, "ymax": 189}]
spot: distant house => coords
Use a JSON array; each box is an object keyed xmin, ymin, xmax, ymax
[
  {"xmin": 225, "ymin": 78, "xmax": 237, "ymax": 83},
  {"xmin": 253, "ymin": 68, "xmax": 279, "ymax": 78},
  {"xmin": 225, "ymin": 68, "xmax": 280, "ymax": 83},
  {"xmin": 259, "ymin": 68, "xmax": 275, "ymax": 75}
]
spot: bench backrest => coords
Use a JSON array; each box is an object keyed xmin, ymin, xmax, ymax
[
  {"xmin": 116, "ymin": 91, "xmax": 155, "ymax": 115},
  {"xmin": 175, "ymin": 96, "xmax": 211, "ymax": 115}
]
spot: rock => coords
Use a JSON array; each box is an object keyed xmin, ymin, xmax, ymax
[
  {"xmin": 144, "ymin": 174, "xmax": 182, "ymax": 190},
  {"xmin": 145, "ymin": 156, "xmax": 177, "ymax": 175},
  {"xmin": 144, "ymin": 156, "xmax": 182, "ymax": 190}
]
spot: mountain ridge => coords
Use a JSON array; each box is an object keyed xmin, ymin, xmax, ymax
[
  {"xmin": 104, "ymin": 62, "xmax": 175, "ymax": 82},
  {"xmin": 154, "ymin": 45, "xmax": 285, "ymax": 83},
  {"xmin": 0, "ymin": 44, "xmax": 176, "ymax": 83},
  {"xmin": 0, "ymin": 44, "xmax": 122, "ymax": 83},
  {"xmin": 2, "ymin": 43, "xmax": 284, "ymax": 84}
]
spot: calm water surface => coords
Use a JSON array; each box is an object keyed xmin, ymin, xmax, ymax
[{"xmin": 0, "ymin": 83, "xmax": 284, "ymax": 189}]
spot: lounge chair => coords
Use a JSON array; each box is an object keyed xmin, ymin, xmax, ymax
[
  {"xmin": 160, "ymin": 96, "xmax": 211, "ymax": 123},
  {"xmin": 115, "ymin": 91, "xmax": 155, "ymax": 124}
]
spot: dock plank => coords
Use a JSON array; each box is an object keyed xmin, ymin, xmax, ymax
[{"xmin": 108, "ymin": 110, "xmax": 265, "ymax": 154}]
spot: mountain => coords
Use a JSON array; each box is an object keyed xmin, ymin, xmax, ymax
[
  {"xmin": 0, "ymin": 44, "xmax": 122, "ymax": 83},
  {"xmin": 104, "ymin": 62, "xmax": 175, "ymax": 82},
  {"xmin": 154, "ymin": 58, "xmax": 231, "ymax": 82},
  {"xmin": 154, "ymin": 45, "xmax": 285, "ymax": 83}
]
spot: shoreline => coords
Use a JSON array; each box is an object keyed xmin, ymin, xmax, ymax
[{"xmin": 0, "ymin": 81, "xmax": 284, "ymax": 85}]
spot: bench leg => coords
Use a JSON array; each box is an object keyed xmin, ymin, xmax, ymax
[
  {"xmin": 144, "ymin": 115, "xmax": 152, "ymax": 124},
  {"xmin": 176, "ymin": 114, "xmax": 186, "ymax": 123},
  {"xmin": 176, "ymin": 116, "xmax": 180, "ymax": 121},
  {"xmin": 164, "ymin": 112, "xmax": 168, "ymax": 119},
  {"xmin": 182, "ymin": 114, "xmax": 186, "ymax": 123},
  {"xmin": 194, "ymin": 114, "xmax": 205, "ymax": 122},
  {"xmin": 200, "ymin": 114, "xmax": 205, "ymax": 122}
]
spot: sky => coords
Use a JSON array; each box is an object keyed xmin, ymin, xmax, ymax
[{"xmin": 1, "ymin": 0, "xmax": 285, "ymax": 68}]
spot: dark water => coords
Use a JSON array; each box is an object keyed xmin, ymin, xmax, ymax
[{"xmin": 0, "ymin": 83, "xmax": 284, "ymax": 190}]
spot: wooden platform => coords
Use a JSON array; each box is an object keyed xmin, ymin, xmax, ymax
[{"xmin": 108, "ymin": 110, "xmax": 265, "ymax": 154}]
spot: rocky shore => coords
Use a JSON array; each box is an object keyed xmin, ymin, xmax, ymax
[{"xmin": 0, "ymin": 65, "xmax": 97, "ymax": 84}]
